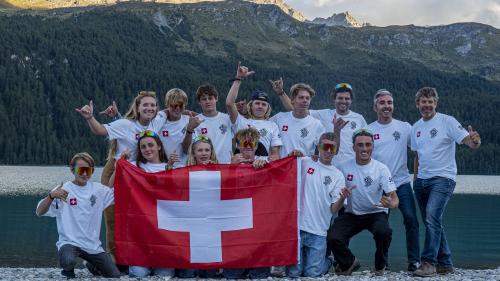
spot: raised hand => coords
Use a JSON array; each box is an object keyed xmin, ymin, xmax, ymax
[
  {"xmin": 99, "ymin": 101, "xmax": 118, "ymax": 118},
  {"xmin": 119, "ymin": 149, "xmax": 130, "ymax": 160},
  {"xmin": 269, "ymin": 77, "xmax": 285, "ymax": 95},
  {"xmin": 168, "ymin": 150, "xmax": 180, "ymax": 167},
  {"xmin": 75, "ymin": 100, "xmax": 94, "ymax": 120},
  {"xmin": 339, "ymin": 186, "xmax": 353, "ymax": 200},
  {"xmin": 236, "ymin": 61, "xmax": 255, "ymax": 79},
  {"xmin": 187, "ymin": 117, "xmax": 204, "ymax": 131},
  {"xmin": 468, "ymin": 125, "xmax": 481, "ymax": 146},
  {"xmin": 50, "ymin": 182, "xmax": 68, "ymax": 202},
  {"xmin": 333, "ymin": 113, "xmax": 349, "ymax": 131}
]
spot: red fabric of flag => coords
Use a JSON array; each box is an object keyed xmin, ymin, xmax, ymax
[{"xmin": 114, "ymin": 157, "xmax": 298, "ymax": 269}]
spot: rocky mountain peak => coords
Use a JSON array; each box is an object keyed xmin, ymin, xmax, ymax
[{"xmin": 309, "ymin": 11, "xmax": 368, "ymax": 28}]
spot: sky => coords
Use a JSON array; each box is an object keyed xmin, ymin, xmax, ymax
[{"xmin": 286, "ymin": 0, "xmax": 500, "ymax": 28}]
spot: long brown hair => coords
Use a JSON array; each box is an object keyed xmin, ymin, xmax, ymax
[
  {"xmin": 136, "ymin": 132, "xmax": 167, "ymax": 168},
  {"xmin": 106, "ymin": 91, "xmax": 158, "ymax": 161}
]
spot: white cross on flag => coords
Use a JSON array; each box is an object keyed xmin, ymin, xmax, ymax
[{"xmin": 114, "ymin": 157, "xmax": 299, "ymax": 269}]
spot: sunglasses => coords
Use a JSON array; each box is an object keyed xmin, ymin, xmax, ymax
[
  {"xmin": 194, "ymin": 135, "xmax": 211, "ymax": 144},
  {"xmin": 139, "ymin": 130, "xmax": 158, "ymax": 138},
  {"xmin": 319, "ymin": 143, "xmax": 337, "ymax": 153},
  {"xmin": 335, "ymin": 82, "xmax": 353, "ymax": 91},
  {"xmin": 74, "ymin": 166, "xmax": 94, "ymax": 176},
  {"xmin": 170, "ymin": 103, "xmax": 184, "ymax": 109},
  {"xmin": 238, "ymin": 139, "xmax": 257, "ymax": 149}
]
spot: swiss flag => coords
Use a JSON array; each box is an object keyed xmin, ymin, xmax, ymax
[
  {"xmin": 417, "ymin": 131, "xmax": 421, "ymax": 137},
  {"xmin": 114, "ymin": 158, "xmax": 298, "ymax": 269},
  {"xmin": 69, "ymin": 198, "xmax": 77, "ymax": 206},
  {"xmin": 374, "ymin": 134, "xmax": 380, "ymax": 140},
  {"xmin": 282, "ymin": 125, "xmax": 288, "ymax": 131},
  {"xmin": 347, "ymin": 174, "xmax": 354, "ymax": 181},
  {"xmin": 201, "ymin": 128, "xmax": 208, "ymax": 134},
  {"xmin": 307, "ymin": 168, "xmax": 315, "ymax": 175},
  {"xmin": 162, "ymin": 130, "xmax": 169, "ymax": 137}
]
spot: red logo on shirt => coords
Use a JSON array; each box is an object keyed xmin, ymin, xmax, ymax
[
  {"xmin": 307, "ymin": 168, "xmax": 315, "ymax": 175},
  {"xmin": 282, "ymin": 125, "xmax": 288, "ymax": 132},
  {"xmin": 162, "ymin": 130, "xmax": 169, "ymax": 137},
  {"xmin": 70, "ymin": 198, "xmax": 77, "ymax": 206},
  {"xmin": 374, "ymin": 134, "xmax": 380, "ymax": 140},
  {"xmin": 417, "ymin": 131, "xmax": 421, "ymax": 137},
  {"xmin": 347, "ymin": 174, "xmax": 354, "ymax": 181},
  {"xmin": 201, "ymin": 128, "xmax": 208, "ymax": 134}
]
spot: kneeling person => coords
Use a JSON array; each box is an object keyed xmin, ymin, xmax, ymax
[
  {"xmin": 327, "ymin": 129, "xmax": 399, "ymax": 276},
  {"xmin": 286, "ymin": 132, "xmax": 347, "ymax": 278},
  {"xmin": 35, "ymin": 152, "xmax": 120, "ymax": 279}
]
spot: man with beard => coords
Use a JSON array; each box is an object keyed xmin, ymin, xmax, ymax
[
  {"xmin": 411, "ymin": 87, "xmax": 481, "ymax": 277},
  {"xmin": 327, "ymin": 129, "xmax": 399, "ymax": 276},
  {"xmin": 367, "ymin": 89, "xmax": 420, "ymax": 272}
]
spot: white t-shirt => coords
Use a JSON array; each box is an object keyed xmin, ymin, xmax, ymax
[
  {"xmin": 299, "ymin": 157, "xmax": 344, "ymax": 237},
  {"xmin": 233, "ymin": 114, "xmax": 282, "ymax": 155},
  {"xmin": 336, "ymin": 159, "xmax": 396, "ymax": 215},
  {"xmin": 132, "ymin": 161, "xmax": 167, "ymax": 173},
  {"xmin": 159, "ymin": 115, "xmax": 189, "ymax": 169},
  {"xmin": 192, "ymin": 112, "xmax": 233, "ymax": 164},
  {"xmin": 104, "ymin": 112, "xmax": 166, "ymax": 160},
  {"xmin": 309, "ymin": 109, "xmax": 367, "ymax": 163},
  {"xmin": 411, "ymin": 113, "xmax": 469, "ymax": 181},
  {"xmin": 270, "ymin": 112, "xmax": 325, "ymax": 158},
  {"xmin": 38, "ymin": 181, "xmax": 114, "ymax": 254},
  {"xmin": 368, "ymin": 119, "xmax": 412, "ymax": 187}
]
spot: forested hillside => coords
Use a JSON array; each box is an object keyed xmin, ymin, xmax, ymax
[{"xmin": 0, "ymin": 2, "xmax": 499, "ymax": 174}]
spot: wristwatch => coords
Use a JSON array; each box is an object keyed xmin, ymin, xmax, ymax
[{"xmin": 48, "ymin": 192, "xmax": 55, "ymax": 200}]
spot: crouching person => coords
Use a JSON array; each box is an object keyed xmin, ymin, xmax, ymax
[
  {"xmin": 286, "ymin": 132, "xmax": 347, "ymax": 278},
  {"xmin": 327, "ymin": 129, "xmax": 399, "ymax": 276},
  {"xmin": 35, "ymin": 152, "xmax": 120, "ymax": 279}
]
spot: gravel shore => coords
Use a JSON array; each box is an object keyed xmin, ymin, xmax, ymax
[{"xmin": 1, "ymin": 267, "xmax": 500, "ymax": 281}]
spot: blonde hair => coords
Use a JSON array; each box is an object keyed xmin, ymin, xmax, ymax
[
  {"xmin": 106, "ymin": 91, "xmax": 158, "ymax": 161},
  {"xmin": 246, "ymin": 100, "xmax": 272, "ymax": 120},
  {"xmin": 290, "ymin": 83, "xmax": 315, "ymax": 100},
  {"xmin": 70, "ymin": 152, "xmax": 95, "ymax": 168},
  {"xmin": 186, "ymin": 137, "xmax": 218, "ymax": 166},
  {"xmin": 165, "ymin": 88, "xmax": 188, "ymax": 110}
]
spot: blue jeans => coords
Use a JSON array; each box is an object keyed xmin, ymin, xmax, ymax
[
  {"xmin": 129, "ymin": 266, "xmax": 174, "ymax": 277},
  {"xmin": 413, "ymin": 177, "xmax": 455, "ymax": 266},
  {"xmin": 286, "ymin": 231, "xmax": 331, "ymax": 277},
  {"xmin": 223, "ymin": 267, "xmax": 270, "ymax": 279},
  {"xmin": 396, "ymin": 182, "xmax": 421, "ymax": 264}
]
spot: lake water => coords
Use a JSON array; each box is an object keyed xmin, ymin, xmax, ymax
[{"xmin": 1, "ymin": 166, "xmax": 500, "ymax": 270}]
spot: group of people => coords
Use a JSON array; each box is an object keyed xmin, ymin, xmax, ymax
[{"xmin": 36, "ymin": 62, "xmax": 481, "ymax": 279}]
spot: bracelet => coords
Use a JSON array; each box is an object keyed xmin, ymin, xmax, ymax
[
  {"xmin": 229, "ymin": 78, "xmax": 242, "ymax": 83},
  {"xmin": 48, "ymin": 192, "xmax": 54, "ymax": 200},
  {"xmin": 186, "ymin": 129, "xmax": 194, "ymax": 134}
]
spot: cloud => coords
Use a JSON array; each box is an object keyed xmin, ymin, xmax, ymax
[{"xmin": 286, "ymin": 0, "xmax": 500, "ymax": 28}]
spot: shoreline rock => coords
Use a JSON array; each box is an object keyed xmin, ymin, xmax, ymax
[{"xmin": 1, "ymin": 267, "xmax": 499, "ymax": 280}]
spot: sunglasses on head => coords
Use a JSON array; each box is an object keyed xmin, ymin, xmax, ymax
[
  {"xmin": 139, "ymin": 130, "xmax": 158, "ymax": 138},
  {"xmin": 335, "ymin": 82, "xmax": 353, "ymax": 91},
  {"xmin": 73, "ymin": 166, "xmax": 94, "ymax": 176},
  {"xmin": 238, "ymin": 139, "xmax": 257, "ymax": 149},
  {"xmin": 194, "ymin": 135, "xmax": 211, "ymax": 144},
  {"xmin": 320, "ymin": 143, "xmax": 337, "ymax": 153}
]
